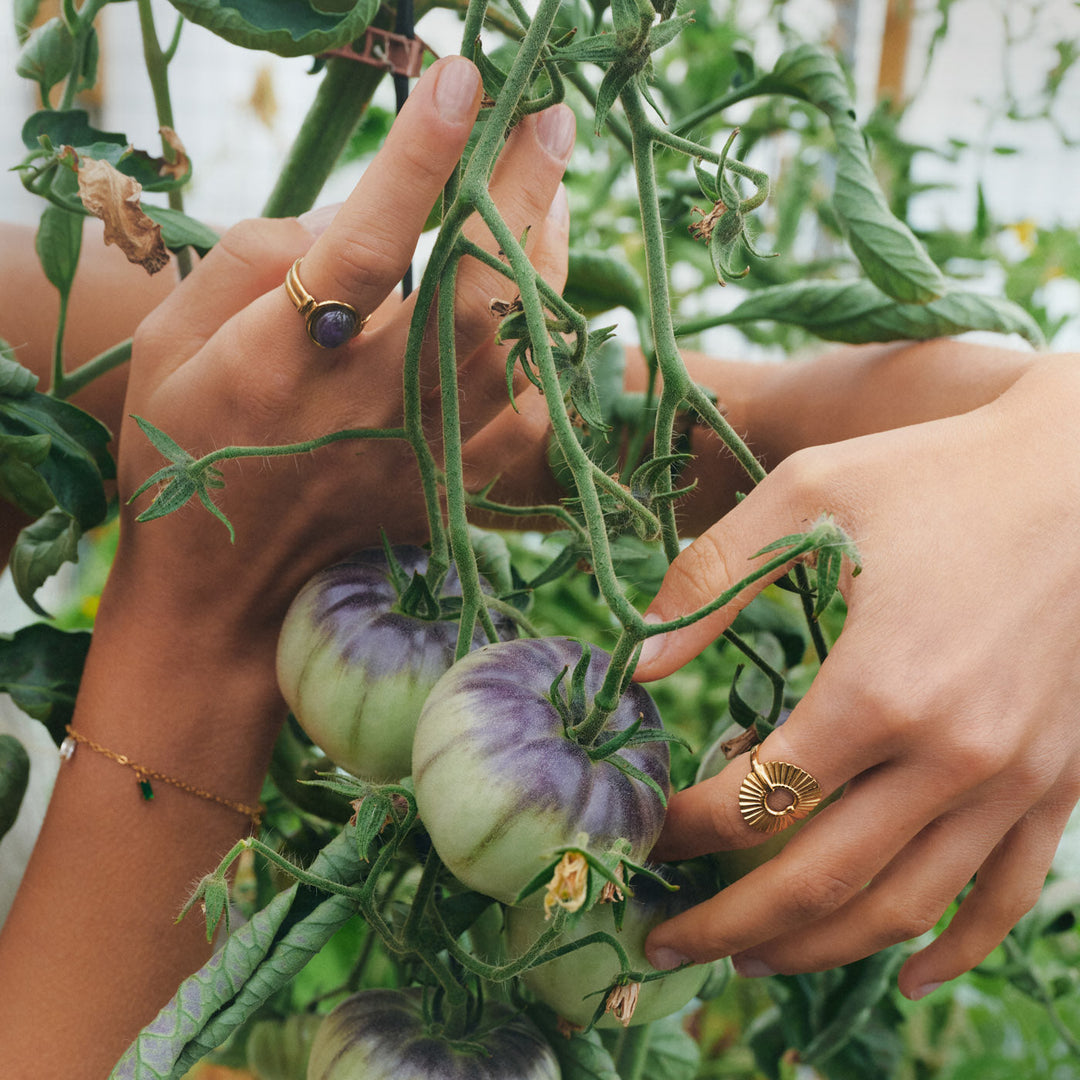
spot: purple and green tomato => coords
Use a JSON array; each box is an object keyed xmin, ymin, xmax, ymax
[
  {"xmin": 412, "ymin": 636, "xmax": 670, "ymax": 905},
  {"xmin": 276, "ymin": 547, "xmax": 514, "ymax": 783},
  {"xmin": 306, "ymin": 988, "xmax": 560, "ymax": 1080}
]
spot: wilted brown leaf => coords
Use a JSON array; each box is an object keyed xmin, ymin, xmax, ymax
[
  {"xmin": 71, "ymin": 153, "xmax": 169, "ymax": 275},
  {"xmin": 157, "ymin": 127, "xmax": 190, "ymax": 181}
]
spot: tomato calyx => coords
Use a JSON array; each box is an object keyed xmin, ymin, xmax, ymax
[{"xmin": 516, "ymin": 835, "xmax": 678, "ymax": 914}]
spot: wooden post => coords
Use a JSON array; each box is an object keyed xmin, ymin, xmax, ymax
[{"xmin": 877, "ymin": 0, "xmax": 915, "ymax": 110}]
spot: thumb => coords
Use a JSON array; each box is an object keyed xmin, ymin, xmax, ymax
[{"xmin": 635, "ymin": 452, "xmax": 828, "ymax": 681}]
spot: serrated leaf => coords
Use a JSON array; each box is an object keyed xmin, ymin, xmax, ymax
[
  {"xmin": 135, "ymin": 471, "xmax": 198, "ymax": 523},
  {"xmin": 131, "ymin": 415, "xmax": 193, "ymax": 464},
  {"xmin": 167, "ymin": 0, "xmax": 379, "ymax": 58},
  {"xmin": 112, "ymin": 829, "xmax": 365, "ymax": 1080},
  {"xmin": 36, "ymin": 203, "xmax": 83, "ymax": 297},
  {"xmin": 9, "ymin": 509, "xmax": 82, "ymax": 617},
  {"xmin": 755, "ymin": 44, "xmax": 945, "ymax": 303},
  {"xmin": 594, "ymin": 59, "xmax": 636, "ymax": 133},
  {"xmin": 708, "ymin": 278, "xmax": 1044, "ymax": 346}
]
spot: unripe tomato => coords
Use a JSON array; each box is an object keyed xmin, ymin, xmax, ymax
[
  {"xmin": 412, "ymin": 637, "xmax": 669, "ymax": 905},
  {"xmin": 306, "ymin": 988, "xmax": 560, "ymax": 1080},
  {"xmin": 276, "ymin": 547, "xmax": 514, "ymax": 783},
  {"xmin": 505, "ymin": 871, "xmax": 710, "ymax": 1028},
  {"xmin": 247, "ymin": 1012, "xmax": 322, "ymax": 1080}
]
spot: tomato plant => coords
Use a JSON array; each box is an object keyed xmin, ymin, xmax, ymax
[
  {"xmin": 413, "ymin": 636, "xmax": 670, "ymax": 905},
  {"xmin": 7, "ymin": 1, "xmax": 1078, "ymax": 1079},
  {"xmin": 276, "ymin": 545, "xmax": 514, "ymax": 782},
  {"xmin": 306, "ymin": 988, "xmax": 560, "ymax": 1080}
]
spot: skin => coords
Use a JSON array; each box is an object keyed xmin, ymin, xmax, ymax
[
  {"xmin": 0, "ymin": 50, "xmax": 1069, "ymax": 1073},
  {"xmin": 636, "ymin": 355, "xmax": 1080, "ymax": 1001}
]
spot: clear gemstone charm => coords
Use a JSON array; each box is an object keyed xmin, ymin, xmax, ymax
[{"xmin": 59, "ymin": 736, "xmax": 77, "ymax": 761}]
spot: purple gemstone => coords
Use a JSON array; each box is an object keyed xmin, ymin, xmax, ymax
[{"xmin": 310, "ymin": 305, "xmax": 357, "ymax": 348}]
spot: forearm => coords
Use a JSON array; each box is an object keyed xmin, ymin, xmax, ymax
[
  {"xmin": 0, "ymin": 568, "xmax": 284, "ymax": 1077},
  {"xmin": 654, "ymin": 340, "xmax": 1038, "ymax": 532}
]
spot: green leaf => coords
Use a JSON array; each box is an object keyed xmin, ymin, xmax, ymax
[
  {"xmin": 36, "ymin": 203, "xmax": 83, "ymax": 297},
  {"xmin": 0, "ymin": 344, "xmax": 39, "ymax": 397},
  {"xmin": 756, "ymin": 44, "xmax": 945, "ymax": 303},
  {"xmin": 9, "ymin": 508, "xmax": 82, "ymax": 617},
  {"xmin": 563, "ymin": 250, "xmax": 645, "ymax": 317},
  {"xmin": 594, "ymin": 59, "xmax": 637, "ymax": 133},
  {"xmin": 167, "ymin": 0, "xmax": 379, "ymax": 57},
  {"xmin": 0, "ymin": 734, "xmax": 31, "ymax": 843},
  {"xmin": 21, "ymin": 108, "xmax": 128, "ymax": 155},
  {"xmin": 15, "ymin": 16, "xmax": 75, "ymax": 96},
  {"xmin": 552, "ymin": 32, "xmax": 623, "ymax": 65},
  {"xmin": 0, "ymin": 431, "xmax": 55, "ymax": 518},
  {"xmin": 142, "ymin": 206, "xmax": 219, "ymax": 256},
  {"xmin": 130, "ymin": 415, "xmax": 193, "ymax": 465},
  {"xmin": 135, "ymin": 471, "xmax": 199, "ymax": 523},
  {"xmin": 112, "ymin": 829, "xmax": 366, "ymax": 1080},
  {"xmin": 0, "ymin": 623, "xmax": 92, "ymax": 742},
  {"xmin": 0, "ymin": 392, "xmax": 113, "ymax": 528},
  {"xmin": 705, "ymin": 278, "xmax": 1045, "ymax": 346},
  {"xmin": 814, "ymin": 544, "xmax": 843, "ymax": 618},
  {"xmin": 528, "ymin": 1005, "xmax": 619, "ymax": 1080}
]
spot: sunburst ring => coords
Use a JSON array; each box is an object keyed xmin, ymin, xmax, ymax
[{"xmin": 738, "ymin": 747, "xmax": 823, "ymax": 834}]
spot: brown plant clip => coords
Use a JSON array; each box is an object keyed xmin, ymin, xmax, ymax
[{"xmin": 322, "ymin": 27, "xmax": 433, "ymax": 78}]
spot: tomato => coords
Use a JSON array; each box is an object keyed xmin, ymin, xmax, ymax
[
  {"xmin": 276, "ymin": 546, "xmax": 514, "ymax": 783},
  {"xmin": 412, "ymin": 636, "xmax": 670, "ymax": 905},
  {"xmin": 306, "ymin": 988, "xmax": 561, "ymax": 1080},
  {"xmin": 246, "ymin": 1012, "xmax": 322, "ymax": 1080},
  {"xmin": 505, "ymin": 870, "xmax": 710, "ymax": 1028}
]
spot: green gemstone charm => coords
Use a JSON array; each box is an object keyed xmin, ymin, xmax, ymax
[{"xmin": 138, "ymin": 777, "xmax": 154, "ymax": 801}]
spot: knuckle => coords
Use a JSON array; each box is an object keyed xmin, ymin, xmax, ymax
[
  {"xmin": 325, "ymin": 233, "xmax": 398, "ymax": 298},
  {"xmin": 876, "ymin": 896, "xmax": 947, "ymax": 943},
  {"xmin": 786, "ymin": 861, "xmax": 861, "ymax": 922}
]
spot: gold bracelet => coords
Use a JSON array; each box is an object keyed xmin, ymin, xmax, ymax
[{"xmin": 60, "ymin": 725, "xmax": 262, "ymax": 828}]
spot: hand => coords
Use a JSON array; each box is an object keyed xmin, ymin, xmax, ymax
[
  {"xmin": 112, "ymin": 55, "xmax": 574, "ymax": 655},
  {"xmin": 634, "ymin": 355, "xmax": 1080, "ymax": 999}
]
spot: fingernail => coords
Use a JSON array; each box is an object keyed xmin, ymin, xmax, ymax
[
  {"xmin": 636, "ymin": 612, "xmax": 667, "ymax": 671},
  {"xmin": 434, "ymin": 58, "xmax": 481, "ymax": 124},
  {"xmin": 297, "ymin": 203, "xmax": 342, "ymax": 237},
  {"xmin": 547, "ymin": 183, "xmax": 569, "ymax": 228},
  {"xmin": 908, "ymin": 981, "xmax": 942, "ymax": 1001},
  {"xmin": 536, "ymin": 104, "xmax": 576, "ymax": 161},
  {"xmin": 647, "ymin": 946, "xmax": 691, "ymax": 972},
  {"xmin": 732, "ymin": 955, "xmax": 775, "ymax": 979}
]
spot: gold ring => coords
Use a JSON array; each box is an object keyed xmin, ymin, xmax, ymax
[
  {"xmin": 738, "ymin": 746, "xmax": 822, "ymax": 834},
  {"xmin": 285, "ymin": 257, "xmax": 369, "ymax": 349}
]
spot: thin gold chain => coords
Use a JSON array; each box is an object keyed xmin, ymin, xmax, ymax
[{"xmin": 62, "ymin": 725, "xmax": 262, "ymax": 828}]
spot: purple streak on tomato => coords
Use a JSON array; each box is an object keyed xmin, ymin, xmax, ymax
[
  {"xmin": 276, "ymin": 547, "xmax": 514, "ymax": 783},
  {"xmin": 413, "ymin": 637, "xmax": 670, "ymax": 905}
]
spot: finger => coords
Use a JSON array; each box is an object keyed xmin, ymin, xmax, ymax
[
  {"xmin": 729, "ymin": 800, "xmax": 1026, "ymax": 976},
  {"xmin": 635, "ymin": 447, "xmax": 844, "ymax": 682},
  {"xmin": 453, "ymin": 106, "xmax": 576, "ymax": 363},
  {"xmin": 133, "ymin": 216, "xmax": 313, "ymax": 378},
  {"xmin": 897, "ymin": 784, "xmax": 1078, "ymax": 1000},
  {"xmin": 645, "ymin": 762, "xmax": 942, "ymax": 969},
  {"xmin": 455, "ymin": 183, "xmax": 571, "ymax": 440},
  {"xmin": 297, "ymin": 56, "xmax": 483, "ymax": 331}
]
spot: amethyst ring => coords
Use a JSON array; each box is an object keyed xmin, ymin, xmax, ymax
[{"xmin": 285, "ymin": 257, "xmax": 369, "ymax": 349}]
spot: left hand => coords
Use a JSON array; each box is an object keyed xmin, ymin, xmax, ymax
[
  {"xmin": 112, "ymin": 56, "xmax": 573, "ymax": 657},
  {"xmin": 634, "ymin": 354, "xmax": 1080, "ymax": 999}
]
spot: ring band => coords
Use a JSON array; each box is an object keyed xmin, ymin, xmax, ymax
[
  {"xmin": 738, "ymin": 747, "xmax": 822, "ymax": 834},
  {"xmin": 285, "ymin": 257, "xmax": 369, "ymax": 349}
]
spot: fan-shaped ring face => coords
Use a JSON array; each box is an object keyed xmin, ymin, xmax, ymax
[{"xmin": 738, "ymin": 752, "xmax": 822, "ymax": 834}]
